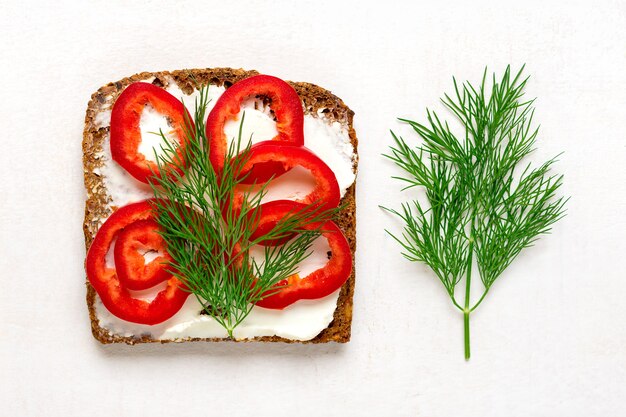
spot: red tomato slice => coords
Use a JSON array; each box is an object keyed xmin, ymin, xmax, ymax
[
  {"xmin": 110, "ymin": 82, "xmax": 194, "ymax": 184},
  {"xmin": 85, "ymin": 200, "xmax": 189, "ymax": 325},
  {"xmin": 206, "ymin": 75, "xmax": 304, "ymax": 182}
]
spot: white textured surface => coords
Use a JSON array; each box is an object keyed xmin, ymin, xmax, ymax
[{"xmin": 0, "ymin": 0, "xmax": 625, "ymax": 416}]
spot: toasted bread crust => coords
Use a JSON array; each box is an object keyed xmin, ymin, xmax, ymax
[{"xmin": 83, "ymin": 68, "xmax": 357, "ymax": 344}]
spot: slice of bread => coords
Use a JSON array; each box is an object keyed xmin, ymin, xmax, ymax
[{"xmin": 82, "ymin": 68, "xmax": 358, "ymax": 344}]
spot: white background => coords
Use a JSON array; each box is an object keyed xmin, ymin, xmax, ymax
[{"xmin": 1, "ymin": 0, "xmax": 625, "ymax": 416}]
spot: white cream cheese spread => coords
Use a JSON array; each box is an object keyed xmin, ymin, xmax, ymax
[{"xmin": 92, "ymin": 77, "xmax": 356, "ymax": 341}]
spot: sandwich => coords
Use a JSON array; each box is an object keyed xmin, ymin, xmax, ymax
[{"xmin": 82, "ymin": 68, "xmax": 357, "ymax": 344}]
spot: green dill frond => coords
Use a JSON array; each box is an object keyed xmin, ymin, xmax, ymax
[
  {"xmin": 146, "ymin": 86, "xmax": 337, "ymax": 337},
  {"xmin": 383, "ymin": 65, "xmax": 567, "ymax": 359}
]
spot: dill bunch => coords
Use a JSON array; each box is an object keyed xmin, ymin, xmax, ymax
[
  {"xmin": 383, "ymin": 66, "xmax": 568, "ymax": 359},
  {"xmin": 148, "ymin": 86, "xmax": 336, "ymax": 337}
]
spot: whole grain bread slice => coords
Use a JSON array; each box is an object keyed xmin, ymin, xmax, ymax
[{"xmin": 83, "ymin": 68, "xmax": 357, "ymax": 344}]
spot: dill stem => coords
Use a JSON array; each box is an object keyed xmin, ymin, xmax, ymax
[
  {"xmin": 463, "ymin": 310, "xmax": 470, "ymax": 361},
  {"xmin": 464, "ymin": 237, "xmax": 474, "ymax": 361}
]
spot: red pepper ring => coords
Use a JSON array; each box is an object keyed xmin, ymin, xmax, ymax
[
  {"xmin": 247, "ymin": 200, "xmax": 311, "ymax": 247},
  {"xmin": 85, "ymin": 200, "xmax": 189, "ymax": 325},
  {"xmin": 110, "ymin": 82, "xmax": 195, "ymax": 184},
  {"xmin": 206, "ymin": 75, "xmax": 304, "ymax": 182},
  {"xmin": 252, "ymin": 201, "xmax": 352, "ymax": 310},
  {"xmin": 114, "ymin": 219, "xmax": 174, "ymax": 291},
  {"xmin": 232, "ymin": 142, "xmax": 340, "ymax": 213}
]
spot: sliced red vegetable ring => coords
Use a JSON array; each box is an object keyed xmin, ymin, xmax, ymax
[
  {"xmin": 114, "ymin": 219, "xmax": 174, "ymax": 291},
  {"xmin": 247, "ymin": 200, "xmax": 302, "ymax": 247},
  {"xmin": 253, "ymin": 201, "xmax": 352, "ymax": 310},
  {"xmin": 206, "ymin": 75, "xmax": 304, "ymax": 182},
  {"xmin": 110, "ymin": 82, "xmax": 194, "ymax": 184},
  {"xmin": 232, "ymin": 142, "xmax": 340, "ymax": 212},
  {"xmin": 86, "ymin": 200, "xmax": 189, "ymax": 325}
]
